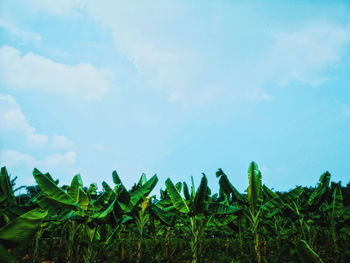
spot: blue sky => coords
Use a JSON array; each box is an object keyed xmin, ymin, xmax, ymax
[{"xmin": 1, "ymin": 0, "xmax": 350, "ymax": 193}]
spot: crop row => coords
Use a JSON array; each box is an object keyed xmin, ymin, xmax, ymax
[{"xmin": 0, "ymin": 162, "xmax": 349, "ymax": 262}]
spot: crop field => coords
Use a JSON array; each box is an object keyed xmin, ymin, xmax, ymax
[{"xmin": 0, "ymin": 162, "xmax": 349, "ymax": 263}]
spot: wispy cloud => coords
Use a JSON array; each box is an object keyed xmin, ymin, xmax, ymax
[
  {"xmin": 272, "ymin": 22, "xmax": 350, "ymax": 86},
  {"xmin": 0, "ymin": 93, "xmax": 73, "ymax": 149},
  {"xmin": 0, "ymin": 46, "xmax": 115, "ymax": 101},
  {"xmin": 1, "ymin": 149, "xmax": 77, "ymax": 173},
  {"xmin": 0, "ymin": 19, "xmax": 42, "ymax": 42}
]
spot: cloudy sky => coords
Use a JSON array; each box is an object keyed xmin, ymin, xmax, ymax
[{"xmin": 1, "ymin": 0, "xmax": 350, "ymax": 192}]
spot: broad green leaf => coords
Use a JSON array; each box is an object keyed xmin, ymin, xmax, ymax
[
  {"xmin": 33, "ymin": 169, "xmax": 78, "ymax": 209},
  {"xmin": 207, "ymin": 203, "xmax": 240, "ymax": 215},
  {"xmin": 0, "ymin": 208, "xmax": 47, "ymax": 244},
  {"xmin": 183, "ymin": 182, "xmax": 190, "ymax": 201},
  {"xmin": 193, "ymin": 174, "xmax": 208, "ymax": 214},
  {"xmin": 247, "ymin": 162, "xmax": 262, "ymax": 215},
  {"xmin": 217, "ymin": 169, "xmax": 246, "ymax": 204},
  {"xmin": 78, "ymin": 187, "xmax": 89, "ymax": 210},
  {"xmin": 0, "ymin": 167, "xmax": 15, "ymax": 204},
  {"xmin": 296, "ymin": 240, "xmax": 324, "ymax": 263},
  {"xmin": 307, "ymin": 171, "xmax": 331, "ymax": 206},
  {"xmin": 68, "ymin": 174, "xmax": 83, "ymax": 202},
  {"xmin": 138, "ymin": 173, "xmax": 147, "ymax": 186},
  {"xmin": 165, "ymin": 178, "xmax": 189, "ymax": 214},
  {"xmin": 129, "ymin": 174, "xmax": 158, "ymax": 207},
  {"xmin": 112, "ymin": 170, "xmax": 122, "ymax": 185},
  {"xmin": 92, "ymin": 200, "xmax": 116, "ymax": 220},
  {"xmin": 331, "ymin": 183, "xmax": 343, "ymax": 220},
  {"xmin": 151, "ymin": 204, "xmax": 176, "ymax": 226}
]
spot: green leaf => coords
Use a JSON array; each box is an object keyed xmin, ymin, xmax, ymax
[
  {"xmin": 307, "ymin": 171, "xmax": 331, "ymax": 207},
  {"xmin": 247, "ymin": 162, "xmax": 262, "ymax": 215},
  {"xmin": 0, "ymin": 208, "xmax": 47, "ymax": 244},
  {"xmin": 165, "ymin": 178, "xmax": 189, "ymax": 214},
  {"xmin": 138, "ymin": 173, "xmax": 147, "ymax": 186},
  {"xmin": 193, "ymin": 174, "xmax": 208, "ymax": 214},
  {"xmin": 33, "ymin": 168, "xmax": 79, "ymax": 209},
  {"xmin": 129, "ymin": 174, "xmax": 158, "ymax": 207},
  {"xmin": 92, "ymin": 200, "xmax": 116, "ymax": 220},
  {"xmin": 0, "ymin": 167, "xmax": 15, "ymax": 204},
  {"xmin": 112, "ymin": 170, "xmax": 122, "ymax": 185},
  {"xmin": 78, "ymin": 187, "xmax": 89, "ymax": 210},
  {"xmin": 331, "ymin": 183, "xmax": 343, "ymax": 220},
  {"xmin": 183, "ymin": 182, "xmax": 190, "ymax": 201},
  {"xmin": 207, "ymin": 203, "xmax": 240, "ymax": 215},
  {"xmin": 296, "ymin": 240, "xmax": 324, "ymax": 263},
  {"xmin": 67, "ymin": 174, "xmax": 83, "ymax": 202},
  {"xmin": 151, "ymin": 204, "xmax": 176, "ymax": 226},
  {"xmin": 217, "ymin": 169, "xmax": 246, "ymax": 204}
]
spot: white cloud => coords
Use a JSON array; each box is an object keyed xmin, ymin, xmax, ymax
[
  {"xmin": 28, "ymin": 0, "xmax": 86, "ymax": 16},
  {"xmin": 272, "ymin": 22, "xmax": 350, "ymax": 86},
  {"xmin": 0, "ymin": 149, "xmax": 76, "ymax": 170},
  {"xmin": 0, "ymin": 93, "xmax": 49, "ymax": 147},
  {"xmin": 21, "ymin": 1, "xmax": 350, "ymax": 105},
  {"xmin": 52, "ymin": 135, "xmax": 74, "ymax": 150},
  {"xmin": 0, "ymin": 19, "xmax": 42, "ymax": 42},
  {"xmin": 0, "ymin": 93, "xmax": 74, "ymax": 149},
  {"xmin": 0, "ymin": 46, "xmax": 114, "ymax": 101}
]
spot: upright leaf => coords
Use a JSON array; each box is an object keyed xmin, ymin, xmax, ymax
[
  {"xmin": 193, "ymin": 174, "xmax": 208, "ymax": 214},
  {"xmin": 165, "ymin": 178, "xmax": 189, "ymax": 214},
  {"xmin": 0, "ymin": 167, "xmax": 15, "ymax": 204},
  {"xmin": 247, "ymin": 162, "xmax": 262, "ymax": 215},
  {"xmin": 112, "ymin": 170, "xmax": 122, "ymax": 185}
]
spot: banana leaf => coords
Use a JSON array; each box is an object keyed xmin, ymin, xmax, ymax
[
  {"xmin": 192, "ymin": 174, "xmax": 208, "ymax": 214},
  {"xmin": 33, "ymin": 168, "xmax": 79, "ymax": 209},
  {"xmin": 165, "ymin": 178, "xmax": 190, "ymax": 214},
  {"xmin": 0, "ymin": 208, "xmax": 47, "ymax": 245},
  {"xmin": 0, "ymin": 167, "xmax": 15, "ymax": 204},
  {"xmin": 296, "ymin": 239, "xmax": 324, "ymax": 263},
  {"xmin": 129, "ymin": 174, "xmax": 158, "ymax": 207},
  {"xmin": 247, "ymin": 162, "xmax": 262, "ymax": 214}
]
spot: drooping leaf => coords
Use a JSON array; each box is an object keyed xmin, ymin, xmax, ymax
[
  {"xmin": 129, "ymin": 174, "xmax": 158, "ymax": 207},
  {"xmin": 307, "ymin": 171, "xmax": 331, "ymax": 207},
  {"xmin": 151, "ymin": 204, "xmax": 176, "ymax": 226},
  {"xmin": 207, "ymin": 203, "xmax": 240, "ymax": 215},
  {"xmin": 296, "ymin": 240, "xmax": 324, "ymax": 263},
  {"xmin": 33, "ymin": 169, "xmax": 79, "ymax": 209},
  {"xmin": 165, "ymin": 178, "xmax": 189, "ymax": 214},
  {"xmin": 0, "ymin": 208, "xmax": 47, "ymax": 244},
  {"xmin": 217, "ymin": 169, "xmax": 246, "ymax": 204}
]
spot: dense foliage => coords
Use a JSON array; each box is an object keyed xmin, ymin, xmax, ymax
[{"xmin": 0, "ymin": 162, "xmax": 349, "ymax": 263}]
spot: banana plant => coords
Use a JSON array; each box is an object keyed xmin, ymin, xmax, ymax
[
  {"xmin": 165, "ymin": 174, "xmax": 240, "ymax": 263},
  {"xmin": 111, "ymin": 170, "xmax": 159, "ymax": 262}
]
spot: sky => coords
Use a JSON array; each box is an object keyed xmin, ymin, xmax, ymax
[{"xmin": 1, "ymin": 0, "xmax": 350, "ymax": 193}]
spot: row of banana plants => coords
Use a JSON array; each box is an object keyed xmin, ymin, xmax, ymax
[{"xmin": 0, "ymin": 162, "xmax": 349, "ymax": 263}]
